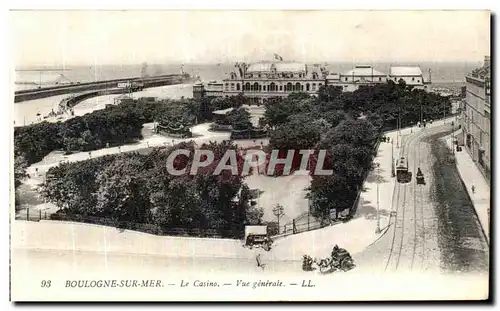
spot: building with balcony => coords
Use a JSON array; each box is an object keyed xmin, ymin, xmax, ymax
[
  {"xmin": 461, "ymin": 56, "xmax": 491, "ymax": 183},
  {"xmin": 193, "ymin": 62, "xmax": 428, "ymax": 101},
  {"xmin": 193, "ymin": 62, "xmax": 328, "ymax": 102}
]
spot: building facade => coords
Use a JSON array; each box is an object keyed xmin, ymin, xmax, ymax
[
  {"xmin": 389, "ymin": 66, "xmax": 427, "ymax": 88},
  {"xmin": 461, "ymin": 56, "xmax": 491, "ymax": 182},
  {"xmin": 328, "ymin": 65, "xmax": 388, "ymax": 92},
  {"xmin": 193, "ymin": 62, "xmax": 428, "ymax": 101}
]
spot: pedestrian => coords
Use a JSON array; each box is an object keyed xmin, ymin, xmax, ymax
[
  {"xmin": 472, "ymin": 185, "xmax": 476, "ymax": 194},
  {"xmin": 256, "ymin": 254, "xmax": 266, "ymax": 270}
]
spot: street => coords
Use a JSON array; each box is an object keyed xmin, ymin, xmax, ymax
[
  {"xmin": 11, "ymin": 123, "xmax": 490, "ymax": 301},
  {"xmin": 354, "ymin": 124, "xmax": 489, "ymax": 275}
]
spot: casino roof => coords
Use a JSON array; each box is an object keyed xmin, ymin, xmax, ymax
[
  {"xmin": 246, "ymin": 63, "xmax": 273, "ymax": 72},
  {"xmin": 390, "ymin": 66, "xmax": 423, "ymax": 76},
  {"xmin": 275, "ymin": 62, "xmax": 305, "ymax": 72},
  {"xmin": 246, "ymin": 62, "xmax": 306, "ymax": 73},
  {"xmin": 343, "ymin": 65, "xmax": 387, "ymax": 76}
]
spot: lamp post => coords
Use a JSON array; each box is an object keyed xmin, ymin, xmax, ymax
[
  {"xmin": 443, "ymin": 100, "xmax": 446, "ymax": 124},
  {"xmin": 375, "ymin": 162, "xmax": 381, "ymax": 234},
  {"xmin": 420, "ymin": 102, "xmax": 423, "ymax": 125},
  {"xmin": 452, "ymin": 121, "xmax": 455, "ymax": 154},
  {"xmin": 396, "ymin": 108, "xmax": 401, "ymax": 148},
  {"xmin": 307, "ymin": 198, "xmax": 311, "ymax": 231},
  {"xmin": 396, "ymin": 116, "xmax": 400, "ymax": 148},
  {"xmin": 391, "ymin": 140, "xmax": 395, "ymax": 177}
]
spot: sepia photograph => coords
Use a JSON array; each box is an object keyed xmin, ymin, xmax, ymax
[{"xmin": 9, "ymin": 9, "xmax": 491, "ymax": 302}]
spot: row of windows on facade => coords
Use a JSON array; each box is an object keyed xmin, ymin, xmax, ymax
[
  {"xmin": 341, "ymin": 77, "xmax": 420, "ymax": 82},
  {"xmin": 224, "ymin": 82, "xmax": 324, "ymax": 92},
  {"xmin": 464, "ymin": 109, "xmax": 489, "ymax": 145},
  {"xmin": 232, "ymin": 72, "xmax": 319, "ymax": 79}
]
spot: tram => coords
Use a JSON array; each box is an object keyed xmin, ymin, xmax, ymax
[{"xmin": 396, "ymin": 156, "xmax": 411, "ymax": 183}]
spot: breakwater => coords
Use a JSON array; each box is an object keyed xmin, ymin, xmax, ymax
[{"xmin": 15, "ymin": 74, "xmax": 190, "ymax": 103}]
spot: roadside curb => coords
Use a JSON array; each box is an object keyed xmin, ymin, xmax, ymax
[
  {"xmin": 366, "ymin": 222, "xmax": 392, "ymax": 248},
  {"xmin": 440, "ymin": 132, "xmax": 490, "ymax": 245}
]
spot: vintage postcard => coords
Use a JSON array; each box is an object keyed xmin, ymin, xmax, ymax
[{"xmin": 10, "ymin": 10, "xmax": 491, "ymax": 301}]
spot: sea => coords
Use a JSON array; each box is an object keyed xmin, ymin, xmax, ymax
[
  {"xmin": 15, "ymin": 61, "xmax": 481, "ymax": 89},
  {"xmin": 13, "ymin": 61, "xmax": 477, "ymax": 125}
]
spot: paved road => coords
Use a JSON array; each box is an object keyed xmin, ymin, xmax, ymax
[{"xmin": 354, "ymin": 124, "xmax": 489, "ymax": 276}]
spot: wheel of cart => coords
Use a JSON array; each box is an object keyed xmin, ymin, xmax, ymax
[
  {"xmin": 316, "ymin": 258, "xmax": 333, "ymax": 273},
  {"xmin": 339, "ymin": 256, "xmax": 355, "ymax": 271}
]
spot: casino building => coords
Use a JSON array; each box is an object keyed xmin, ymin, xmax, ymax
[
  {"xmin": 193, "ymin": 62, "xmax": 328, "ymax": 102},
  {"xmin": 193, "ymin": 61, "xmax": 429, "ymax": 102},
  {"xmin": 460, "ymin": 56, "xmax": 491, "ymax": 183}
]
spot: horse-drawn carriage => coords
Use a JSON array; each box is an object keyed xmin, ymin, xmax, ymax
[
  {"xmin": 243, "ymin": 225, "xmax": 273, "ymax": 251},
  {"xmin": 416, "ymin": 167, "xmax": 425, "ymax": 185},
  {"xmin": 302, "ymin": 245, "xmax": 355, "ymax": 273}
]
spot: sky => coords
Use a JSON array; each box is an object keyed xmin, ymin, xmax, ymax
[{"xmin": 10, "ymin": 10, "xmax": 491, "ymax": 67}]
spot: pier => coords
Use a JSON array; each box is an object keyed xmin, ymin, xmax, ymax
[{"xmin": 15, "ymin": 74, "xmax": 191, "ymax": 103}]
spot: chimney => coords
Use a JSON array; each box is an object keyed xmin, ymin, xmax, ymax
[{"xmin": 484, "ymin": 56, "xmax": 491, "ymax": 67}]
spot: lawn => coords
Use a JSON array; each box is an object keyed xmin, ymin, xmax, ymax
[{"xmin": 244, "ymin": 170, "xmax": 311, "ymax": 226}]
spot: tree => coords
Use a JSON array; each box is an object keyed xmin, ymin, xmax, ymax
[
  {"xmin": 319, "ymin": 119, "xmax": 377, "ymax": 149},
  {"xmin": 272, "ymin": 204, "xmax": 285, "ymax": 234},
  {"xmin": 317, "ymin": 85, "xmax": 343, "ymax": 104},
  {"xmin": 269, "ymin": 114, "xmax": 322, "ymax": 151},
  {"xmin": 14, "ymin": 155, "xmax": 28, "ymax": 189},
  {"xmin": 264, "ymin": 97, "xmax": 314, "ymax": 127},
  {"xmin": 227, "ymin": 108, "xmax": 252, "ymax": 131}
]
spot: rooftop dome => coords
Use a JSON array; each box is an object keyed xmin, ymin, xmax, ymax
[
  {"xmin": 247, "ymin": 63, "xmax": 273, "ymax": 72},
  {"xmin": 275, "ymin": 62, "xmax": 305, "ymax": 72},
  {"xmin": 245, "ymin": 61, "xmax": 306, "ymax": 73}
]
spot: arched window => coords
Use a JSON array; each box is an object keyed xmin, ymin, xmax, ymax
[
  {"xmin": 263, "ymin": 85, "xmax": 266, "ymax": 91},
  {"xmin": 301, "ymin": 84, "xmax": 304, "ymax": 91},
  {"xmin": 345, "ymin": 77, "xmax": 348, "ymax": 82},
  {"xmin": 258, "ymin": 74, "xmax": 261, "ymax": 78},
  {"xmin": 295, "ymin": 83, "xmax": 301, "ymax": 92},
  {"xmin": 253, "ymin": 82, "xmax": 260, "ymax": 92},
  {"xmin": 236, "ymin": 83, "xmax": 240, "ymax": 91},
  {"xmin": 312, "ymin": 73, "xmax": 318, "ymax": 80},
  {"xmin": 312, "ymin": 83, "xmax": 316, "ymax": 91},
  {"xmin": 286, "ymin": 83, "xmax": 293, "ymax": 91},
  {"xmin": 306, "ymin": 83, "xmax": 310, "ymax": 91},
  {"xmin": 269, "ymin": 82, "xmax": 276, "ymax": 92},
  {"xmin": 245, "ymin": 82, "xmax": 251, "ymax": 91},
  {"xmin": 318, "ymin": 83, "xmax": 322, "ymax": 88},
  {"xmin": 379, "ymin": 77, "xmax": 382, "ymax": 82}
]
